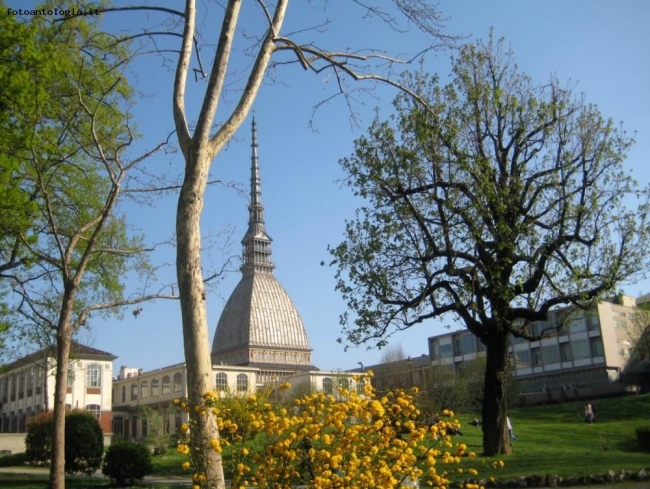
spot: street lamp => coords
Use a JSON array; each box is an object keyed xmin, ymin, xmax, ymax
[
  {"xmin": 357, "ymin": 362, "xmax": 364, "ymax": 372},
  {"xmin": 407, "ymin": 356, "xmax": 413, "ymax": 386}
]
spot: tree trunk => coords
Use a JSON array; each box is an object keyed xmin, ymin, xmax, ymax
[
  {"xmin": 481, "ymin": 328, "xmax": 512, "ymax": 456},
  {"xmin": 49, "ymin": 293, "xmax": 74, "ymax": 489},
  {"xmin": 176, "ymin": 149, "xmax": 226, "ymax": 489}
]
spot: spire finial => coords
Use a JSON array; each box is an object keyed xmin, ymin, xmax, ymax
[{"xmin": 241, "ymin": 117, "xmax": 274, "ymax": 274}]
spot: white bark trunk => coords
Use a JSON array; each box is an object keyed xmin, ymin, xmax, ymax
[{"xmin": 176, "ymin": 148, "xmax": 226, "ymax": 488}]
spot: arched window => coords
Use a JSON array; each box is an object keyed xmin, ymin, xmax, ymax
[
  {"xmin": 356, "ymin": 379, "xmax": 365, "ymax": 395},
  {"xmin": 86, "ymin": 404, "xmax": 101, "ymax": 421},
  {"xmin": 131, "ymin": 383, "xmax": 138, "ymax": 400},
  {"xmin": 141, "ymin": 381, "xmax": 149, "ymax": 399},
  {"xmin": 86, "ymin": 364, "xmax": 102, "ymax": 388},
  {"xmin": 338, "ymin": 377, "xmax": 350, "ymax": 390},
  {"xmin": 173, "ymin": 373, "xmax": 183, "ymax": 392},
  {"xmin": 121, "ymin": 386, "xmax": 126, "ymax": 402},
  {"xmin": 151, "ymin": 378, "xmax": 160, "ymax": 396},
  {"xmin": 215, "ymin": 373, "xmax": 228, "ymax": 391},
  {"xmin": 322, "ymin": 377, "xmax": 333, "ymax": 395},
  {"xmin": 236, "ymin": 374, "xmax": 248, "ymax": 392},
  {"xmin": 162, "ymin": 376, "xmax": 171, "ymax": 394}
]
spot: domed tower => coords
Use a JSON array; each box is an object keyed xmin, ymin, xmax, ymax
[{"xmin": 211, "ymin": 118, "xmax": 314, "ymax": 383}]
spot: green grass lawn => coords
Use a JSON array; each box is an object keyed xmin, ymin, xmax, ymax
[
  {"xmin": 1, "ymin": 393, "xmax": 649, "ymax": 487},
  {"xmin": 449, "ymin": 393, "xmax": 650, "ymax": 483}
]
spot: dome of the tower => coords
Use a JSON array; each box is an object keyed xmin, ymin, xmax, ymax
[{"xmin": 211, "ymin": 272, "xmax": 311, "ymax": 356}]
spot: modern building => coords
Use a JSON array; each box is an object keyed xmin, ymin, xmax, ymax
[
  {"xmin": 427, "ymin": 295, "xmax": 643, "ymax": 403},
  {"xmin": 211, "ymin": 118, "xmax": 315, "ymax": 384}
]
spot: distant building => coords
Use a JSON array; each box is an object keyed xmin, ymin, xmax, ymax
[
  {"xmin": 111, "ymin": 363, "xmax": 260, "ymax": 439},
  {"xmin": 0, "ymin": 342, "xmax": 115, "ymax": 453},
  {"xmin": 427, "ymin": 294, "xmax": 643, "ymax": 403},
  {"xmin": 351, "ymin": 355, "xmax": 433, "ymax": 395}
]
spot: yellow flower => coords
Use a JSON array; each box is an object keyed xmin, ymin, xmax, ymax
[
  {"xmin": 241, "ymin": 448, "xmax": 249, "ymax": 456},
  {"xmin": 181, "ymin": 461, "xmax": 191, "ymax": 471},
  {"xmin": 180, "ymin": 423, "xmax": 190, "ymax": 434},
  {"xmin": 210, "ymin": 439, "xmax": 222, "ymax": 453},
  {"xmin": 177, "ymin": 444, "xmax": 190, "ymax": 455}
]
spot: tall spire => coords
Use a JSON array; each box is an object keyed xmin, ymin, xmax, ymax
[{"xmin": 241, "ymin": 117, "xmax": 274, "ymax": 274}]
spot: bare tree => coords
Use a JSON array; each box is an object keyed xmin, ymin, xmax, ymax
[
  {"xmin": 379, "ymin": 343, "xmax": 407, "ymax": 364},
  {"xmin": 93, "ymin": 2, "xmax": 455, "ymax": 485}
]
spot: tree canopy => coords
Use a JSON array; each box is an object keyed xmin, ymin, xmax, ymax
[
  {"xmin": 0, "ymin": 6, "xmax": 170, "ymax": 487},
  {"xmin": 330, "ymin": 37, "xmax": 650, "ymax": 455}
]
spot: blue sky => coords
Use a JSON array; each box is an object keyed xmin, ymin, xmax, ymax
[{"xmin": 8, "ymin": 1, "xmax": 650, "ymax": 374}]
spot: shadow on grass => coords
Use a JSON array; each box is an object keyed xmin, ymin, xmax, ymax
[
  {"xmin": 614, "ymin": 437, "xmax": 643, "ymax": 452},
  {"xmin": 0, "ymin": 452, "xmax": 28, "ymax": 467}
]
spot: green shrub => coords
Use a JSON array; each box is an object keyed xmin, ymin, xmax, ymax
[
  {"xmin": 25, "ymin": 411, "xmax": 54, "ymax": 465},
  {"xmin": 25, "ymin": 410, "xmax": 104, "ymax": 474},
  {"xmin": 636, "ymin": 426, "xmax": 650, "ymax": 451},
  {"xmin": 64, "ymin": 411, "xmax": 104, "ymax": 474},
  {"xmin": 102, "ymin": 441, "xmax": 153, "ymax": 486}
]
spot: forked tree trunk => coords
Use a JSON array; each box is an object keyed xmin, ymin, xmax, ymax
[
  {"xmin": 49, "ymin": 293, "xmax": 74, "ymax": 489},
  {"xmin": 176, "ymin": 149, "xmax": 226, "ymax": 488},
  {"xmin": 482, "ymin": 328, "xmax": 512, "ymax": 456}
]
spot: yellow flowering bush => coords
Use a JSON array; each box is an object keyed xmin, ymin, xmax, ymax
[{"xmin": 175, "ymin": 375, "xmax": 482, "ymax": 488}]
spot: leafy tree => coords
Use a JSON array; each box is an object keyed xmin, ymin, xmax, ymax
[
  {"xmin": 330, "ymin": 37, "xmax": 649, "ymax": 455},
  {"xmin": 0, "ymin": 4, "xmax": 37, "ymax": 278},
  {"xmin": 0, "ymin": 7, "xmax": 172, "ymax": 487},
  {"xmin": 140, "ymin": 405, "xmax": 172, "ymax": 455}
]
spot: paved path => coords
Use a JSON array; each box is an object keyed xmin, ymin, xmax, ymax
[
  {"xmin": 0, "ymin": 466, "xmax": 192, "ymax": 485},
  {"xmin": 1, "ymin": 467, "xmax": 649, "ymax": 488}
]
